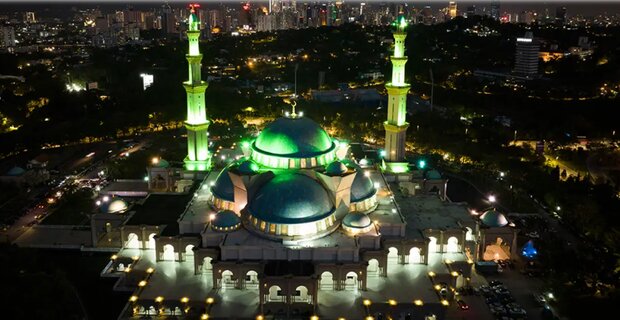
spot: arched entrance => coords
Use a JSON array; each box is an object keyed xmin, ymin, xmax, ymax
[
  {"xmin": 344, "ymin": 271, "xmax": 358, "ymax": 291},
  {"xmin": 268, "ymin": 285, "xmax": 284, "ymax": 302},
  {"xmin": 147, "ymin": 233, "xmax": 156, "ymax": 249},
  {"xmin": 465, "ymin": 227, "xmax": 474, "ymax": 241},
  {"xmin": 367, "ymin": 259, "xmax": 380, "ymax": 277},
  {"xmin": 319, "ymin": 271, "xmax": 334, "ymax": 290},
  {"xmin": 388, "ymin": 247, "xmax": 399, "ymax": 264},
  {"xmin": 221, "ymin": 270, "xmax": 235, "ymax": 288},
  {"xmin": 428, "ymin": 236, "xmax": 438, "ymax": 253},
  {"xmin": 202, "ymin": 257, "xmax": 213, "ymax": 273},
  {"xmin": 126, "ymin": 233, "xmax": 140, "ymax": 249},
  {"xmin": 293, "ymin": 285, "xmax": 310, "ymax": 303},
  {"xmin": 447, "ymin": 236, "xmax": 459, "ymax": 253},
  {"xmin": 245, "ymin": 270, "xmax": 259, "ymax": 289},
  {"xmin": 162, "ymin": 244, "xmax": 176, "ymax": 261},
  {"xmin": 409, "ymin": 247, "xmax": 422, "ymax": 264}
]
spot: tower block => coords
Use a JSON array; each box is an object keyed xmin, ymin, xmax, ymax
[
  {"xmin": 383, "ymin": 16, "xmax": 410, "ymax": 173},
  {"xmin": 184, "ymin": 4, "xmax": 211, "ymax": 171}
]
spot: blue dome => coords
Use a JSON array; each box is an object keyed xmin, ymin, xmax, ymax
[
  {"xmin": 237, "ymin": 159, "xmax": 259, "ymax": 175},
  {"xmin": 253, "ymin": 117, "xmax": 335, "ymax": 158},
  {"xmin": 212, "ymin": 210, "xmax": 241, "ymax": 229},
  {"xmin": 249, "ymin": 173, "xmax": 334, "ymax": 224},
  {"xmin": 325, "ymin": 161, "xmax": 348, "ymax": 175},
  {"xmin": 342, "ymin": 160, "xmax": 376, "ymax": 202},
  {"xmin": 343, "ymin": 211, "xmax": 371, "ymax": 228},
  {"xmin": 211, "ymin": 167, "xmax": 234, "ymax": 202},
  {"xmin": 480, "ymin": 209, "xmax": 509, "ymax": 227}
]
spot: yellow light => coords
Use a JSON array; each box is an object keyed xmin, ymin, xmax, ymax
[
  {"xmin": 206, "ymin": 297, "xmax": 214, "ymax": 304},
  {"xmin": 388, "ymin": 299, "xmax": 397, "ymax": 306},
  {"xmin": 155, "ymin": 296, "xmax": 164, "ymax": 303},
  {"xmin": 414, "ymin": 299, "xmax": 423, "ymax": 306},
  {"xmin": 434, "ymin": 284, "xmax": 441, "ymax": 291},
  {"xmin": 256, "ymin": 316, "xmax": 264, "ymax": 320},
  {"xmin": 467, "ymin": 259, "xmax": 474, "ymax": 264},
  {"xmin": 445, "ymin": 259, "xmax": 453, "ymax": 264},
  {"xmin": 428, "ymin": 271, "xmax": 436, "ymax": 277},
  {"xmin": 451, "ymin": 271, "xmax": 459, "ymax": 277},
  {"xmin": 310, "ymin": 316, "xmax": 319, "ymax": 320},
  {"xmin": 338, "ymin": 318, "xmax": 346, "ymax": 320},
  {"xmin": 124, "ymin": 267, "xmax": 131, "ymax": 273},
  {"xmin": 365, "ymin": 317, "xmax": 374, "ymax": 320},
  {"xmin": 111, "ymin": 255, "xmax": 118, "ymax": 260},
  {"xmin": 138, "ymin": 280, "xmax": 147, "ymax": 287},
  {"xmin": 152, "ymin": 157, "xmax": 159, "ymax": 165},
  {"xmin": 181, "ymin": 297, "xmax": 189, "ymax": 303},
  {"xmin": 441, "ymin": 300, "xmax": 449, "ymax": 306},
  {"xmin": 201, "ymin": 314, "xmax": 209, "ymax": 320},
  {"xmin": 363, "ymin": 299, "xmax": 372, "ymax": 306},
  {"xmin": 146, "ymin": 267, "xmax": 155, "ymax": 273},
  {"xmin": 129, "ymin": 296, "xmax": 138, "ymax": 302},
  {"xmin": 132, "ymin": 256, "xmax": 139, "ymax": 261}
]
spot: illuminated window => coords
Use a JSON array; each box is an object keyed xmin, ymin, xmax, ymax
[
  {"xmin": 281, "ymin": 225, "xmax": 288, "ymax": 235},
  {"xmin": 260, "ymin": 221, "xmax": 266, "ymax": 230},
  {"xmin": 269, "ymin": 223, "xmax": 276, "ymax": 234},
  {"xmin": 253, "ymin": 218, "xmax": 258, "ymax": 225}
]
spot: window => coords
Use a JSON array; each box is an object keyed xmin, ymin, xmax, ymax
[{"xmin": 269, "ymin": 223, "xmax": 276, "ymax": 234}]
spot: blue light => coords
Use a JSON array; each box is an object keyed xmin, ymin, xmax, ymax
[
  {"xmin": 418, "ymin": 160, "xmax": 426, "ymax": 169},
  {"xmin": 379, "ymin": 150, "xmax": 386, "ymax": 157},
  {"xmin": 522, "ymin": 240, "xmax": 538, "ymax": 259}
]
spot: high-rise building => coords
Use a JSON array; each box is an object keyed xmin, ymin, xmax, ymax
[
  {"xmin": 466, "ymin": 5, "xmax": 476, "ymax": 18},
  {"xmin": 24, "ymin": 12, "xmax": 36, "ymax": 23},
  {"xmin": 448, "ymin": 1, "xmax": 458, "ymax": 19},
  {"xmin": 490, "ymin": 0, "xmax": 500, "ymax": 20},
  {"xmin": 555, "ymin": 6, "xmax": 567, "ymax": 25},
  {"xmin": 384, "ymin": 16, "xmax": 410, "ymax": 172},
  {"xmin": 514, "ymin": 32, "xmax": 540, "ymax": 78},
  {"xmin": 184, "ymin": 4, "xmax": 210, "ymax": 171},
  {"xmin": 0, "ymin": 26, "xmax": 16, "ymax": 48}
]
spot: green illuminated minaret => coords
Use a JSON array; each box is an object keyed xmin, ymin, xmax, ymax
[
  {"xmin": 384, "ymin": 16, "xmax": 410, "ymax": 169},
  {"xmin": 184, "ymin": 4, "xmax": 210, "ymax": 171}
]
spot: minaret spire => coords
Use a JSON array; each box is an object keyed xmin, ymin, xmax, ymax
[
  {"xmin": 184, "ymin": 3, "xmax": 211, "ymax": 171},
  {"xmin": 383, "ymin": 15, "xmax": 410, "ymax": 172}
]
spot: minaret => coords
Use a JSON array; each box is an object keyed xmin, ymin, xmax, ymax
[
  {"xmin": 383, "ymin": 16, "xmax": 410, "ymax": 170},
  {"xmin": 184, "ymin": 4, "xmax": 211, "ymax": 171}
]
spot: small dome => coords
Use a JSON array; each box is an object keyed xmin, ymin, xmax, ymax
[
  {"xmin": 325, "ymin": 161, "xmax": 348, "ymax": 175},
  {"xmin": 153, "ymin": 159, "xmax": 169, "ymax": 168},
  {"xmin": 425, "ymin": 169, "xmax": 442, "ymax": 180},
  {"xmin": 237, "ymin": 159, "xmax": 259, "ymax": 175},
  {"xmin": 212, "ymin": 210, "xmax": 241, "ymax": 230},
  {"xmin": 342, "ymin": 160, "xmax": 376, "ymax": 202},
  {"xmin": 101, "ymin": 198, "xmax": 128, "ymax": 214},
  {"xmin": 249, "ymin": 173, "xmax": 334, "ymax": 224},
  {"xmin": 211, "ymin": 167, "xmax": 234, "ymax": 202},
  {"xmin": 343, "ymin": 211, "xmax": 372, "ymax": 229},
  {"xmin": 480, "ymin": 209, "xmax": 509, "ymax": 227},
  {"xmin": 253, "ymin": 116, "xmax": 334, "ymax": 158},
  {"xmin": 6, "ymin": 166, "xmax": 25, "ymax": 176}
]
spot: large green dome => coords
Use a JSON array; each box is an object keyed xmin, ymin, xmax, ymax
[
  {"xmin": 248, "ymin": 173, "xmax": 334, "ymax": 224},
  {"xmin": 253, "ymin": 117, "xmax": 335, "ymax": 158}
]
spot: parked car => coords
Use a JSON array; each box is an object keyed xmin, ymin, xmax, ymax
[{"xmin": 456, "ymin": 300, "xmax": 469, "ymax": 310}]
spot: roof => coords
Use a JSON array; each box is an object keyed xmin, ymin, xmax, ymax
[
  {"xmin": 212, "ymin": 210, "xmax": 241, "ymax": 228},
  {"xmin": 211, "ymin": 167, "xmax": 234, "ymax": 202},
  {"xmin": 480, "ymin": 209, "xmax": 509, "ymax": 227},
  {"xmin": 248, "ymin": 173, "xmax": 334, "ymax": 224},
  {"xmin": 425, "ymin": 169, "xmax": 442, "ymax": 180},
  {"xmin": 236, "ymin": 159, "xmax": 259, "ymax": 175},
  {"xmin": 343, "ymin": 211, "xmax": 372, "ymax": 228},
  {"xmin": 342, "ymin": 160, "xmax": 376, "ymax": 202},
  {"xmin": 252, "ymin": 116, "xmax": 335, "ymax": 158}
]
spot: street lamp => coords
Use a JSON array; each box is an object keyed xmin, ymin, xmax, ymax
[{"xmin": 488, "ymin": 195, "xmax": 496, "ymax": 203}]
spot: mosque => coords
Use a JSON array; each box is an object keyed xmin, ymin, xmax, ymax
[{"xmin": 95, "ymin": 6, "xmax": 519, "ymax": 320}]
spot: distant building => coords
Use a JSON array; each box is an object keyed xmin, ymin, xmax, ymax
[
  {"xmin": 24, "ymin": 11, "xmax": 36, "ymax": 23},
  {"xmin": 490, "ymin": 0, "xmax": 500, "ymax": 20},
  {"xmin": 466, "ymin": 5, "xmax": 476, "ymax": 18},
  {"xmin": 514, "ymin": 32, "xmax": 540, "ymax": 79},
  {"xmin": 448, "ymin": 1, "xmax": 458, "ymax": 19},
  {"xmin": 0, "ymin": 26, "xmax": 16, "ymax": 49},
  {"xmin": 555, "ymin": 6, "xmax": 567, "ymax": 25}
]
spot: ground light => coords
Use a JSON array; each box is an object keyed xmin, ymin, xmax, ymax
[{"xmin": 414, "ymin": 300, "xmax": 423, "ymax": 306}]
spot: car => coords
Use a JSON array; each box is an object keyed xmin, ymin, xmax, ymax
[
  {"xmin": 489, "ymin": 280, "xmax": 503, "ymax": 287},
  {"xmin": 456, "ymin": 300, "xmax": 469, "ymax": 310}
]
